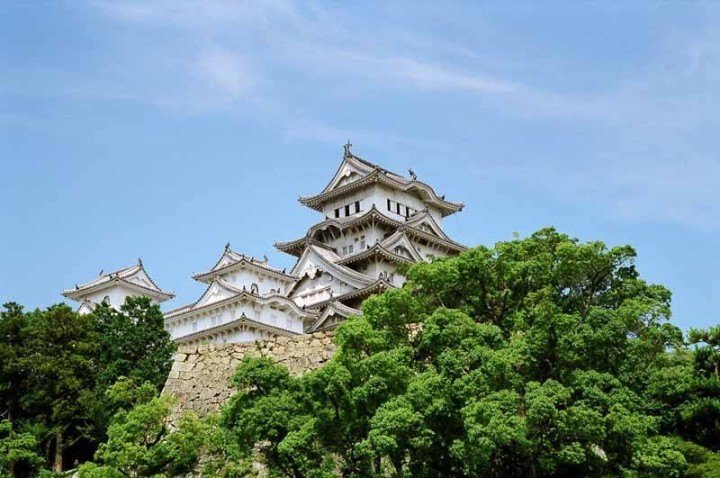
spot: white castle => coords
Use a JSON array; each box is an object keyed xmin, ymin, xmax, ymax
[{"xmin": 63, "ymin": 145, "xmax": 466, "ymax": 344}]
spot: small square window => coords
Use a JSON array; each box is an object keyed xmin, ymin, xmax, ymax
[{"xmin": 348, "ymin": 245, "xmax": 354, "ymax": 253}]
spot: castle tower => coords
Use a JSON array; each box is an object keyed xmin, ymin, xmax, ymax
[
  {"xmin": 62, "ymin": 259, "xmax": 174, "ymax": 314},
  {"xmin": 277, "ymin": 144, "xmax": 466, "ymax": 331},
  {"xmin": 164, "ymin": 247, "xmax": 315, "ymax": 343},
  {"xmin": 164, "ymin": 145, "xmax": 466, "ymax": 344}
]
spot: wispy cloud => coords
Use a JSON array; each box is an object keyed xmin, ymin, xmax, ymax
[
  {"xmin": 196, "ymin": 49, "xmax": 255, "ymax": 99},
  {"xmin": 8, "ymin": 1, "xmax": 719, "ymax": 229}
]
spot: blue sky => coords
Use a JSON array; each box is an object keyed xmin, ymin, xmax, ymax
[{"xmin": 1, "ymin": 1, "xmax": 718, "ymax": 330}]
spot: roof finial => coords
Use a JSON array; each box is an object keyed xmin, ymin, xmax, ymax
[
  {"xmin": 263, "ymin": 254, "xmax": 269, "ymax": 263},
  {"xmin": 98, "ymin": 269, "xmax": 104, "ymax": 276},
  {"xmin": 408, "ymin": 168, "xmax": 417, "ymax": 181},
  {"xmin": 137, "ymin": 257, "xmax": 143, "ymax": 267},
  {"xmin": 343, "ymin": 140, "xmax": 352, "ymax": 158},
  {"xmin": 225, "ymin": 242, "xmax": 231, "ymax": 252}
]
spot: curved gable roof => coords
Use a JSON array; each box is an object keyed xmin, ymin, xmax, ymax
[
  {"xmin": 165, "ymin": 278, "xmax": 314, "ymax": 321},
  {"xmin": 193, "ymin": 246, "xmax": 296, "ymax": 283},
  {"xmin": 290, "ymin": 245, "xmax": 375, "ymax": 289},
  {"xmin": 62, "ymin": 261, "xmax": 174, "ymax": 301},
  {"xmin": 300, "ymin": 169, "xmax": 463, "ymax": 217}
]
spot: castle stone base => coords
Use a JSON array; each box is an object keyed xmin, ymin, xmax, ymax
[{"xmin": 162, "ymin": 332, "xmax": 337, "ymax": 419}]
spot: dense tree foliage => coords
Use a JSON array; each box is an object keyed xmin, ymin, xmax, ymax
[
  {"xmin": 3, "ymin": 228, "xmax": 719, "ymax": 477},
  {"xmin": 0, "ymin": 420, "xmax": 43, "ymax": 477},
  {"xmin": 0, "ymin": 297, "xmax": 174, "ymax": 476},
  {"xmin": 217, "ymin": 228, "xmax": 720, "ymax": 477},
  {"xmin": 77, "ymin": 379, "xmax": 206, "ymax": 478},
  {"xmin": 83, "ymin": 298, "xmax": 176, "ymax": 450}
]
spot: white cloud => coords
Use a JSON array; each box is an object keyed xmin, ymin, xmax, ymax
[
  {"xmin": 89, "ymin": 0, "xmax": 301, "ymax": 29},
  {"xmin": 17, "ymin": 1, "xmax": 720, "ymax": 229},
  {"xmin": 196, "ymin": 49, "xmax": 254, "ymax": 99}
]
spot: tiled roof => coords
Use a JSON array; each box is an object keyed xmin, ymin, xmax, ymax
[
  {"xmin": 173, "ymin": 313, "xmax": 301, "ymax": 343},
  {"xmin": 62, "ymin": 261, "xmax": 174, "ymax": 300},
  {"xmin": 299, "ymin": 169, "xmax": 463, "ymax": 217},
  {"xmin": 335, "ymin": 243, "xmax": 415, "ymax": 266},
  {"xmin": 276, "ymin": 206, "xmax": 467, "ymax": 257},
  {"xmin": 193, "ymin": 245, "xmax": 296, "ymax": 282},
  {"xmin": 164, "ymin": 278, "xmax": 314, "ymax": 321}
]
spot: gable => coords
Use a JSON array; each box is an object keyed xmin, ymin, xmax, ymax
[
  {"xmin": 291, "ymin": 246, "xmax": 373, "ymax": 288},
  {"xmin": 211, "ymin": 250, "xmax": 240, "ymax": 272},
  {"xmin": 124, "ymin": 268, "xmax": 157, "ymax": 291},
  {"xmin": 380, "ymin": 232, "xmax": 424, "ymax": 262},
  {"xmin": 321, "ymin": 157, "xmax": 375, "ymax": 193},
  {"xmin": 405, "ymin": 212, "xmax": 449, "ymax": 240},
  {"xmin": 194, "ymin": 281, "xmax": 238, "ymax": 308}
]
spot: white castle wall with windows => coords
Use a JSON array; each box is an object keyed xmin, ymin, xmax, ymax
[{"xmin": 63, "ymin": 145, "xmax": 466, "ymax": 344}]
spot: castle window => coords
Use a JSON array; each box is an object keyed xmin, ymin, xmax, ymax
[
  {"xmin": 354, "ymin": 201, "xmax": 361, "ymax": 213},
  {"xmin": 334, "ymin": 208, "xmax": 340, "ymax": 218},
  {"xmin": 344, "ymin": 204, "xmax": 351, "ymax": 216},
  {"xmin": 342, "ymin": 246, "xmax": 348, "ymax": 255},
  {"xmin": 348, "ymin": 245, "xmax": 354, "ymax": 253}
]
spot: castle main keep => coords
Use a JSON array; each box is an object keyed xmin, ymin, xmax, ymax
[{"xmin": 64, "ymin": 145, "xmax": 466, "ymax": 344}]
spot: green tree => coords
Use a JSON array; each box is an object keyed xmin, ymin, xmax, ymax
[
  {"xmin": 0, "ymin": 303, "xmax": 29, "ymax": 425},
  {"xmin": 680, "ymin": 327, "xmax": 720, "ymax": 450},
  {"xmin": 82, "ymin": 297, "xmax": 176, "ymax": 449},
  {"xmin": 93, "ymin": 297, "xmax": 176, "ymax": 392},
  {"xmin": 78, "ymin": 380, "xmax": 206, "ymax": 478},
  {"xmin": 219, "ymin": 228, "xmax": 696, "ymax": 477},
  {"xmin": 0, "ymin": 420, "xmax": 43, "ymax": 478},
  {"xmin": 21, "ymin": 304, "xmax": 100, "ymax": 473},
  {"xmin": 0, "ymin": 297, "xmax": 176, "ymax": 475}
]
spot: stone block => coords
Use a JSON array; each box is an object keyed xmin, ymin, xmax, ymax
[{"xmin": 164, "ymin": 331, "xmax": 337, "ymax": 423}]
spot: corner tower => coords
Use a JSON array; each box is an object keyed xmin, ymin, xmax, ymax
[{"xmin": 63, "ymin": 259, "xmax": 174, "ymax": 314}]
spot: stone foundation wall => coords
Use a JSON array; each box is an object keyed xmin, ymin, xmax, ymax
[{"xmin": 162, "ymin": 332, "xmax": 336, "ymax": 418}]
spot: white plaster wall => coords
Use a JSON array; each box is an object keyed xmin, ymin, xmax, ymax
[
  {"xmin": 320, "ymin": 184, "xmax": 445, "ymax": 226},
  {"xmin": 374, "ymin": 185, "xmax": 444, "ymax": 226},
  {"xmin": 408, "ymin": 236, "xmax": 451, "ymax": 261},
  {"xmin": 221, "ymin": 269, "xmax": 290, "ymax": 294},
  {"xmin": 80, "ymin": 285, "xmax": 161, "ymax": 310},
  {"xmin": 323, "ymin": 228, "xmax": 386, "ymax": 257},
  {"xmin": 360, "ymin": 261, "xmax": 405, "ymax": 287},
  {"xmin": 166, "ymin": 300, "xmax": 305, "ymax": 342},
  {"xmin": 321, "ymin": 189, "xmax": 370, "ymax": 219},
  {"xmin": 291, "ymin": 273, "xmax": 357, "ymax": 307}
]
